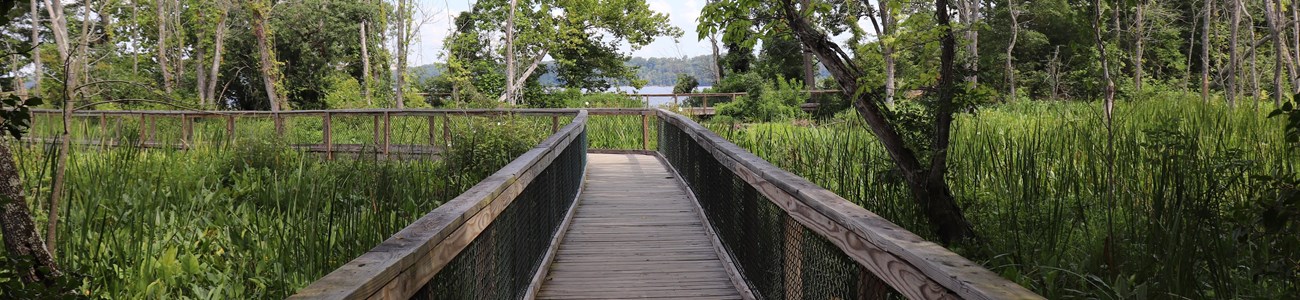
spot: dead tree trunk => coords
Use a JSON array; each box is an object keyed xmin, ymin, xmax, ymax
[{"xmin": 361, "ymin": 19, "xmax": 372, "ymax": 106}]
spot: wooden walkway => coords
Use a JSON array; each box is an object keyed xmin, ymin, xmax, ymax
[{"xmin": 536, "ymin": 154, "xmax": 742, "ymax": 299}]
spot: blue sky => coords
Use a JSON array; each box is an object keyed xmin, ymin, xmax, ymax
[{"xmin": 410, "ymin": 0, "xmax": 712, "ymax": 65}]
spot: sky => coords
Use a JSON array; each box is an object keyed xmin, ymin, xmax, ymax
[{"xmin": 409, "ymin": 0, "xmax": 713, "ymax": 66}]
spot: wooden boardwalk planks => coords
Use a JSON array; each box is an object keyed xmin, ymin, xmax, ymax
[{"xmin": 536, "ymin": 154, "xmax": 741, "ymax": 299}]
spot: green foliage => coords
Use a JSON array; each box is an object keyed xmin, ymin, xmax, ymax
[
  {"xmin": 443, "ymin": 119, "xmax": 541, "ymax": 182},
  {"xmin": 673, "ymin": 74, "xmax": 699, "ymax": 94},
  {"xmin": 571, "ymin": 93, "xmax": 643, "ymax": 108},
  {"xmin": 0, "ymin": 255, "xmax": 86, "ymax": 300},
  {"xmin": 715, "ymin": 76, "xmax": 806, "ymax": 122},
  {"xmin": 12, "ymin": 115, "xmax": 551, "ymax": 298},
  {"xmin": 0, "ymin": 95, "xmax": 42, "ymax": 139},
  {"xmin": 712, "ymin": 98, "xmax": 1300, "ymax": 298}
]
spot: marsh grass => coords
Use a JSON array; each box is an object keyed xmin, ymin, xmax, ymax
[
  {"xmin": 711, "ymin": 100, "xmax": 1300, "ymax": 298},
  {"xmin": 7, "ymin": 115, "xmax": 549, "ymax": 298}
]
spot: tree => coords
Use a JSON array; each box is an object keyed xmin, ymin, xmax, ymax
[
  {"xmin": 1006, "ymin": 0, "xmax": 1020, "ymax": 102},
  {"xmin": 1229, "ymin": 0, "xmax": 1241, "ymax": 107},
  {"xmin": 0, "ymin": 0, "xmax": 60, "ymax": 285},
  {"xmin": 703, "ymin": 0, "xmax": 977, "ymax": 244},
  {"xmin": 440, "ymin": 0, "xmax": 681, "ymax": 104},
  {"xmin": 249, "ymin": 0, "xmax": 283, "ymax": 111}
]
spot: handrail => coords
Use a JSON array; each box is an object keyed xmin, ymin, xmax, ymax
[
  {"xmin": 288, "ymin": 110, "xmax": 589, "ymax": 300},
  {"xmin": 655, "ymin": 109, "xmax": 1042, "ymax": 300},
  {"xmin": 27, "ymin": 108, "xmax": 654, "ymax": 116}
]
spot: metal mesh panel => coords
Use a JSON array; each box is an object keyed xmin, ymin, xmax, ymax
[
  {"xmin": 659, "ymin": 120, "xmax": 895, "ymax": 300},
  {"xmin": 411, "ymin": 130, "xmax": 587, "ymax": 300}
]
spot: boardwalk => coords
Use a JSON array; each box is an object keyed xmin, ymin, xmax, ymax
[{"xmin": 536, "ymin": 154, "xmax": 742, "ymax": 299}]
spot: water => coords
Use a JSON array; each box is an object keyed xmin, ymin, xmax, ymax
[{"xmin": 613, "ymin": 86, "xmax": 713, "ymax": 107}]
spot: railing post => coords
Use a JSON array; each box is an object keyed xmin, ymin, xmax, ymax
[
  {"xmin": 323, "ymin": 112, "xmax": 333, "ymax": 160},
  {"xmin": 383, "ymin": 111, "xmax": 391, "ymax": 158},
  {"xmin": 138, "ymin": 113, "xmax": 147, "ymax": 147},
  {"xmin": 181, "ymin": 113, "xmax": 191, "ymax": 148},
  {"xmin": 98, "ymin": 113, "xmax": 106, "ymax": 147},
  {"xmin": 226, "ymin": 115, "xmax": 235, "ymax": 145},
  {"xmin": 274, "ymin": 112, "xmax": 285, "ymax": 136},
  {"xmin": 552, "ymin": 115, "xmax": 559, "ymax": 133},
  {"xmin": 782, "ymin": 220, "xmax": 805, "ymax": 300},
  {"xmin": 641, "ymin": 113, "xmax": 649, "ymax": 150}
]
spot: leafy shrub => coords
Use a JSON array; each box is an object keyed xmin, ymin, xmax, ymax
[
  {"xmin": 715, "ymin": 76, "xmax": 806, "ymax": 122},
  {"xmin": 443, "ymin": 119, "xmax": 538, "ymax": 181},
  {"xmin": 673, "ymin": 74, "xmax": 699, "ymax": 94}
]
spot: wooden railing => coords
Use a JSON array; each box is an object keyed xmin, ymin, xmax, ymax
[
  {"xmin": 25, "ymin": 108, "xmax": 655, "ymax": 157},
  {"xmin": 655, "ymin": 109, "xmax": 1043, "ymax": 300},
  {"xmin": 290, "ymin": 110, "xmax": 589, "ymax": 299}
]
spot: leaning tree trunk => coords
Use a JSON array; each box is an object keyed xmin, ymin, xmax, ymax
[
  {"xmin": 780, "ymin": 0, "xmax": 975, "ymax": 244},
  {"xmin": 0, "ymin": 142, "xmax": 62, "ymax": 283}
]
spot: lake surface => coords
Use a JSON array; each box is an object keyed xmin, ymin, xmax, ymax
[{"xmin": 612, "ymin": 86, "xmax": 712, "ymax": 107}]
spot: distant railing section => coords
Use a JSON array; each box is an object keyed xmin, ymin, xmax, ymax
[
  {"xmin": 289, "ymin": 111, "xmax": 589, "ymax": 299},
  {"xmin": 23, "ymin": 108, "xmax": 651, "ymax": 157},
  {"xmin": 656, "ymin": 109, "xmax": 1043, "ymax": 300}
]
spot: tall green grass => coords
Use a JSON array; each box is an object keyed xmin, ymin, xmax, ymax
[
  {"xmin": 8, "ymin": 115, "xmax": 550, "ymax": 298},
  {"xmin": 711, "ymin": 100, "xmax": 1300, "ymax": 298}
]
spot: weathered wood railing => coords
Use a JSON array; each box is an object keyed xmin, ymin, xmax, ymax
[
  {"xmin": 24, "ymin": 108, "xmax": 655, "ymax": 157},
  {"xmin": 655, "ymin": 109, "xmax": 1042, "ymax": 300},
  {"xmin": 290, "ymin": 110, "xmax": 589, "ymax": 299}
]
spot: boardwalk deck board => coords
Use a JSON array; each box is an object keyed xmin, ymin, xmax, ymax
[{"xmin": 536, "ymin": 154, "xmax": 742, "ymax": 299}]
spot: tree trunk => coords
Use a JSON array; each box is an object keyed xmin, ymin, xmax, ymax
[
  {"xmin": 779, "ymin": 0, "xmax": 975, "ymax": 245},
  {"xmin": 0, "ymin": 142, "xmax": 61, "ymax": 283},
  {"xmin": 29, "ymin": 0, "xmax": 42, "ymax": 93},
  {"xmin": 393, "ymin": 0, "xmax": 410, "ymax": 108},
  {"xmin": 206, "ymin": 1, "xmax": 228, "ymax": 107},
  {"xmin": 505, "ymin": 0, "xmax": 516, "ymax": 105},
  {"xmin": 361, "ymin": 20, "xmax": 372, "ymax": 106},
  {"xmin": 1267, "ymin": 0, "xmax": 1292, "ymax": 105},
  {"xmin": 1049, "ymin": 45, "xmax": 1061, "ymax": 101},
  {"xmin": 252, "ymin": 2, "xmax": 281, "ymax": 111},
  {"xmin": 710, "ymin": 34, "xmax": 723, "ymax": 84},
  {"xmin": 1250, "ymin": 9, "xmax": 1261, "ymax": 111},
  {"xmin": 881, "ymin": 0, "xmax": 896, "ymax": 104},
  {"xmin": 156, "ymin": 0, "xmax": 172, "ymax": 94},
  {"xmin": 800, "ymin": 0, "xmax": 815, "ymax": 91},
  {"xmin": 1133, "ymin": 0, "xmax": 1147, "ymax": 91},
  {"xmin": 1229, "ymin": 0, "xmax": 1241, "ymax": 107},
  {"xmin": 1006, "ymin": 0, "xmax": 1019, "ymax": 102},
  {"xmin": 1202, "ymin": 0, "xmax": 1212, "ymax": 103},
  {"xmin": 960, "ymin": 0, "xmax": 979, "ymax": 86}
]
